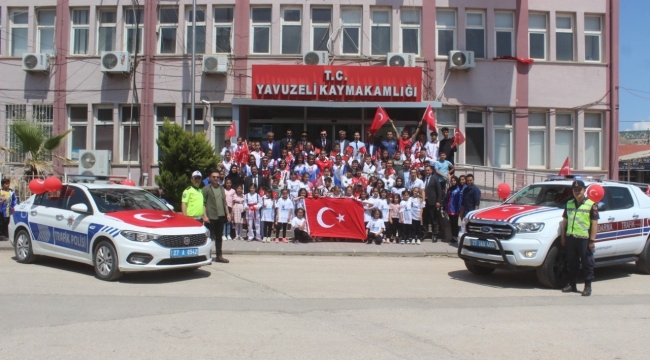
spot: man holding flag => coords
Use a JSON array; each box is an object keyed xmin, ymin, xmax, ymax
[{"xmin": 439, "ymin": 127, "xmax": 460, "ymax": 165}]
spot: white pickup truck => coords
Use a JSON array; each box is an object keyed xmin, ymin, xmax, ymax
[{"xmin": 458, "ymin": 178, "xmax": 650, "ymax": 288}]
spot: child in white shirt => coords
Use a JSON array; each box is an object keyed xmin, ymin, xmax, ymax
[
  {"xmin": 244, "ymin": 184, "xmax": 262, "ymax": 241},
  {"xmin": 399, "ymin": 190, "xmax": 413, "ymax": 244},
  {"xmin": 259, "ymin": 188, "xmax": 275, "ymax": 243},
  {"xmin": 274, "ymin": 189, "xmax": 294, "ymax": 243},
  {"xmin": 291, "ymin": 208, "xmax": 311, "ymax": 243},
  {"xmin": 410, "ymin": 187, "xmax": 424, "ymax": 245},
  {"xmin": 366, "ymin": 209, "xmax": 386, "ymax": 245}
]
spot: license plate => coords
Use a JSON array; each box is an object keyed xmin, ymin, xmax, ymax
[
  {"xmin": 469, "ymin": 239, "xmax": 497, "ymax": 249},
  {"xmin": 170, "ymin": 248, "xmax": 199, "ymax": 258}
]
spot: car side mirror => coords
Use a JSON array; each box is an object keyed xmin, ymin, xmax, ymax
[
  {"xmin": 598, "ymin": 202, "xmax": 606, "ymax": 211},
  {"xmin": 70, "ymin": 203, "xmax": 90, "ymax": 214},
  {"xmin": 166, "ymin": 203, "xmax": 175, "ymax": 211}
]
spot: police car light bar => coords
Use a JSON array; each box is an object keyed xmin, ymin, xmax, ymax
[
  {"xmin": 545, "ymin": 175, "xmax": 603, "ymax": 182},
  {"xmin": 66, "ymin": 174, "xmax": 127, "ymax": 184}
]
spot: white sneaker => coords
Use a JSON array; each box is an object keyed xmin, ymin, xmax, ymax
[
  {"xmin": 227, "ymin": 236, "xmax": 232, "ymax": 240},
  {"xmin": 400, "ymin": 240, "xmax": 405, "ymax": 244},
  {"xmin": 416, "ymin": 239, "xmax": 421, "ymax": 245},
  {"xmin": 411, "ymin": 239, "xmax": 416, "ymax": 245}
]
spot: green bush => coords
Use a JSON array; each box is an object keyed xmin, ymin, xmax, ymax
[{"xmin": 155, "ymin": 120, "xmax": 219, "ymax": 211}]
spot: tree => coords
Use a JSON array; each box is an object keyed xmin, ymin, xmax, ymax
[
  {"xmin": 155, "ymin": 120, "xmax": 219, "ymax": 211},
  {"xmin": 9, "ymin": 120, "xmax": 72, "ymax": 176}
]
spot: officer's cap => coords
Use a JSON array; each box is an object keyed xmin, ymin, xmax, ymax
[
  {"xmin": 571, "ymin": 180, "xmax": 586, "ymax": 189},
  {"xmin": 192, "ymin": 170, "xmax": 202, "ymax": 178}
]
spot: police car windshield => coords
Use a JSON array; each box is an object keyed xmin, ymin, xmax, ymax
[
  {"xmin": 88, "ymin": 188, "xmax": 170, "ymax": 213},
  {"xmin": 504, "ymin": 184, "xmax": 573, "ymax": 208}
]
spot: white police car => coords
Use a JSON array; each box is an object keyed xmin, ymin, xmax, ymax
[
  {"xmin": 458, "ymin": 179, "xmax": 650, "ymax": 288},
  {"xmin": 9, "ymin": 183, "xmax": 212, "ymax": 281}
]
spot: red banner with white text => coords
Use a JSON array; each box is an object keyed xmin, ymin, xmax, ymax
[
  {"xmin": 252, "ymin": 65, "xmax": 422, "ymax": 102},
  {"xmin": 304, "ymin": 198, "xmax": 367, "ymax": 240}
]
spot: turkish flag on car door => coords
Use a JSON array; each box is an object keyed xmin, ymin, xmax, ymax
[
  {"xmin": 225, "ymin": 121, "xmax": 236, "ymax": 138},
  {"xmin": 304, "ymin": 198, "xmax": 366, "ymax": 240}
]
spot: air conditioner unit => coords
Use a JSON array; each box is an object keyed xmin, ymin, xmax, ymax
[
  {"xmin": 78, "ymin": 150, "xmax": 111, "ymax": 176},
  {"xmin": 202, "ymin": 55, "xmax": 228, "ymax": 74},
  {"xmin": 386, "ymin": 53, "xmax": 417, "ymax": 67},
  {"xmin": 22, "ymin": 53, "xmax": 51, "ymax": 72},
  {"xmin": 303, "ymin": 51, "xmax": 329, "ymax": 65},
  {"xmin": 101, "ymin": 51, "xmax": 131, "ymax": 73},
  {"xmin": 449, "ymin": 50, "xmax": 475, "ymax": 70}
]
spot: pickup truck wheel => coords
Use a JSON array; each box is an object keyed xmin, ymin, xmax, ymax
[
  {"xmin": 635, "ymin": 237, "xmax": 650, "ymax": 274},
  {"xmin": 536, "ymin": 244, "xmax": 569, "ymax": 289},
  {"xmin": 93, "ymin": 241, "xmax": 124, "ymax": 281},
  {"xmin": 464, "ymin": 261, "xmax": 496, "ymax": 275},
  {"xmin": 14, "ymin": 229, "xmax": 36, "ymax": 264}
]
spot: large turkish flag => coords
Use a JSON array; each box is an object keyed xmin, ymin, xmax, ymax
[{"xmin": 304, "ymin": 198, "xmax": 367, "ymax": 240}]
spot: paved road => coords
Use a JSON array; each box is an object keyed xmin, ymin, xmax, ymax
[{"xmin": 1, "ymin": 255, "xmax": 649, "ymax": 359}]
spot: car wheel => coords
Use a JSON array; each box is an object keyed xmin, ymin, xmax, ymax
[
  {"xmin": 635, "ymin": 237, "xmax": 650, "ymax": 275},
  {"xmin": 14, "ymin": 229, "xmax": 36, "ymax": 264},
  {"xmin": 93, "ymin": 241, "xmax": 124, "ymax": 281},
  {"xmin": 536, "ymin": 244, "xmax": 569, "ymax": 289},
  {"xmin": 464, "ymin": 261, "xmax": 496, "ymax": 275}
]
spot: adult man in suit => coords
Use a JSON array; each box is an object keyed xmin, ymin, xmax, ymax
[
  {"xmin": 261, "ymin": 132, "xmax": 281, "ymax": 160},
  {"xmin": 244, "ymin": 165, "xmax": 266, "ymax": 192},
  {"xmin": 315, "ymin": 129, "xmax": 331, "ymax": 153},
  {"xmin": 365, "ymin": 133, "xmax": 381, "ymax": 159},
  {"xmin": 337, "ymin": 130, "xmax": 350, "ymax": 155},
  {"xmin": 396, "ymin": 159, "xmax": 412, "ymax": 186},
  {"xmin": 280, "ymin": 129, "xmax": 295, "ymax": 150},
  {"xmin": 423, "ymin": 165, "xmax": 443, "ymax": 242}
]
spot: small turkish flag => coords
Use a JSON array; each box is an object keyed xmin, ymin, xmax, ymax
[
  {"xmin": 315, "ymin": 148, "xmax": 321, "ymax": 155},
  {"xmin": 369, "ymin": 106, "xmax": 390, "ymax": 135},
  {"xmin": 358, "ymin": 146, "xmax": 367, "ymax": 155},
  {"xmin": 225, "ymin": 121, "xmax": 236, "ymax": 138},
  {"xmin": 259, "ymin": 189, "xmax": 265, "ymax": 197},
  {"xmin": 422, "ymin": 104, "xmax": 436, "ymax": 131},
  {"xmin": 558, "ymin": 157, "xmax": 572, "ymax": 176},
  {"xmin": 346, "ymin": 146, "xmax": 354, "ymax": 155},
  {"xmin": 262, "ymin": 169, "xmax": 270, "ymax": 178},
  {"xmin": 305, "ymin": 198, "xmax": 366, "ymax": 240},
  {"xmin": 452, "ymin": 128, "xmax": 466, "ymax": 147},
  {"xmin": 311, "ymin": 174, "xmax": 323, "ymax": 188}
]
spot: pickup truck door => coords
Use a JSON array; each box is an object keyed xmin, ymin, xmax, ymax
[{"xmin": 603, "ymin": 186, "xmax": 644, "ymax": 255}]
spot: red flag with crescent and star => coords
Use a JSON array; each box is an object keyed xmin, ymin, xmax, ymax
[
  {"xmin": 558, "ymin": 157, "xmax": 572, "ymax": 176},
  {"xmin": 369, "ymin": 106, "xmax": 390, "ymax": 135},
  {"xmin": 451, "ymin": 128, "xmax": 466, "ymax": 147},
  {"xmin": 422, "ymin": 104, "xmax": 436, "ymax": 131},
  {"xmin": 225, "ymin": 121, "xmax": 236, "ymax": 138},
  {"xmin": 304, "ymin": 198, "xmax": 366, "ymax": 240}
]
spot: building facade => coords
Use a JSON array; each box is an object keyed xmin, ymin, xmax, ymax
[{"xmin": 0, "ymin": 0, "xmax": 619, "ymax": 185}]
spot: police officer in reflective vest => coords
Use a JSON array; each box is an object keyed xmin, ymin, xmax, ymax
[
  {"xmin": 182, "ymin": 171, "xmax": 204, "ymax": 222},
  {"xmin": 561, "ymin": 180, "xmax": 599, "ymax": 296}
]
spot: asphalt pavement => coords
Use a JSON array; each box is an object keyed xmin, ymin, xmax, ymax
[{"xmin": 1, "ymin": 255, "xmax": 649, "ymax": 359}]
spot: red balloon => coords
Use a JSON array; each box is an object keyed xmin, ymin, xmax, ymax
[
  {"xmin": 586, "ymin": 184, "xmax": 605, "ymax": 203},
  {"xmin": 29, "ymin": 179, "xmax": 46, "ymax": 195},
  {"xmin": 122, "ymin": 179, "xmax": 136, "ymax": 186},
  {"xmin": 497, "ymin": 183, "xmax": 511, "ymax": 200},
  {"xmin": 44, "ymin": 177, "xmax": 63, "ymax": 192}
]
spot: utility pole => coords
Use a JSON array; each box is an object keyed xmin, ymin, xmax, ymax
[{"xmin": 190, "ymin": 0, "xmax": 196, "ymax": 134}]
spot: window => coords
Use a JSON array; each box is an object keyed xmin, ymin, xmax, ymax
[
  {"xmin": 585, "ymin": 16, "xmax": 602, "ymax": 62},
  {"xmin": 121, "ymin": 105, "xmax": 140, "ymax": 162},
  {"xmin": 125, "ymin": 8, "xmax": 144, "ymax": 54},
  {"xmin": 98, "ymin": 9, "xmax": 117, "ymax": 52},
  {"xmin": 281, "ymin": 8, "xmax": 302, "ymax": 55},
  {"xmin": 554, "ymin": 113, "xmax": 574, "ymax": 169},
  {"xmin": 436, "ymin": 10, "xmax": 456, "ymax": 57},
  {"xmin": 465, "ymin": 11, "xmax": 485, "ymax": 58},
  {"xmin": 213, "ymin": 107, "xmax": 233, "ymax": 148},
  {"xmin": 69, "ymin": 106, "xmax": 88, "ymax": 161},
  {"xmin": 465, "ymin": 111, "xmax": 485, "ymax": 166},
  {"xmin": 155, "ymin": 106, "xmax": 175, "ymax": 162},
  {"xmin": 10, "ymin": 9, "xmax": 28, "ymax": 57},
  {"xmin": 341, "ymin": 8, "xmax": 361, "ymax": 55},
  {"xmin": 401, "ymin": 9, "xmax": 421, "ymax": 55},
  {"xmin": 32, "ymin": 104, "xmax": 54, "ymax": 161},
  {"xmin": 62, "ymin": 186, "xmax": 92, "ymax": 212},
  {"xmin": 584, "ymin": 113, "xmax": 602, "ymax": 168},
  {"xmin": 605, "ymin": 187, "xmax": 634, "ymax": 210},
  {"xmin": 436, "ymin": 108, "xmax": 458, "ymax": 140},
  {"xmin": 493, "ymin": 112, "xmax": 512, "ymax": 167},
  {"xmin": 38, "ymin": 10, "xmax": 56, "ymax": 55},
  {"xmin": 556, "ymin": 14, "xmax": 574, "ymax": 61},
  {"xmin": 311, "ymin": 8, "xmax": 332, "ymax": 51},
  {"xmin": 158, "ymin": 8, "xmax": 178, "ymax": 54},
  {"xmin": 5, "ymin": 104, "xmax": 27, "ymax": 162},
  {"xmin": 184, "ymin": 106, "xmax": 204, "ymax": 132},
  {"xmin": 95, "ymin": 107, "xmax": 114, "ymax": 153},
  {"xmin": 214, "ymin": 7, "xmax": 234, "ymax": 53},
  {"xmin": 370, "ymin": 9, "xmax": 390, "ymax": 55},
  {"xmin": 186, "ymin": 7, "xmax": 206, "ymax": 54},
  {"xmin": 528, "ymin": 14, "xmax": 547, "ymax": 60},
  {"xmin": 495, "ymin": 12, "xmax": 514, "ymax": 57},
  {"xmin": 528, "ymin": 113, "xmax": 547, "ymax": 168},
  {"xmin": 71, "ymin": 9, "xmax": 90, "ymax": 55},
  {"xmin": 251, "ymin": 7, "xmax": 271, "ymax": 54}
]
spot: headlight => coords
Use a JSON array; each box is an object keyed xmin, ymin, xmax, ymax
[
  {"xmin": 514, "ymin": 223, "xmax": 545, "ymax": 233},
  {"xmin": 120, "ymin": 230, "xmax": 161, "ymax": 242},
  {"xmin": 205, "ymin": 229, "xmax": 211, "ymax": 239},
  {"xmin": 461, "ymin": 218, "xmax": 469, "ymax": 233}
]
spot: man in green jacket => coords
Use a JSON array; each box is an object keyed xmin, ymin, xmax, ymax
[
  {"xmin": 561, "ymin": 180, "xmax": 599, "ymax": 296},
  {"xmin": 203, "ymin": 169, "xmax": 231, "ymax": 263}
]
